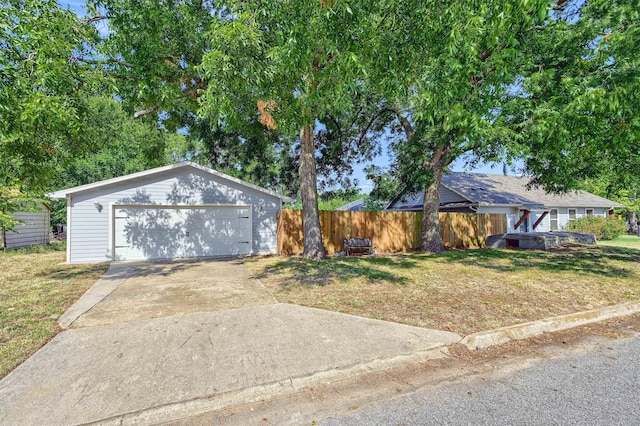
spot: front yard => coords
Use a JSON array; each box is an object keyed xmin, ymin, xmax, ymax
[
  {"xmin": 0, "ymin": 243, "xmax": 109, "ymax": 378},
  {"xmin": 598, "ymin": 235, "xmax": 640, "ymax": 250},
  {"xmin": 3, "ymin": 238, "xmax": 640, "ymax": 380},
  {"xmin": 247, "ymin": 243, "xmax": 640, "ymax": 335}
]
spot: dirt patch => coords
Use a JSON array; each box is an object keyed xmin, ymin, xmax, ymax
[{"xmin": 449, "ymin": 313, "xmax": 640, "ymax": 363}]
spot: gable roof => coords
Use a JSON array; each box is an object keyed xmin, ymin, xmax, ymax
[
  {"xmin": 48, "ymin": 161, "xmax": 293, "ymax": 202},
  {"xmin": 388, "ymin": 172, "xmax": 624, "ymax": 211},
  {"xmin": 336, "ymin": 197, "xmax": 367, "ymax": 211}
]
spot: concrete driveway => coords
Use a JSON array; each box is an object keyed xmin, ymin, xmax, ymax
[
  {"xmin": 65, "ymin": 258, "xmax": 277, "ymax": 328},
  {"xmin": 0, "ymin": 258, "xmax": 461, "ymax": 425}
]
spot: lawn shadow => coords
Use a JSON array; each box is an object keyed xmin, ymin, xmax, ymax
[
  {"xmin": 35, "ymin": 263, "xmax": 109, "ymax": 281},
  {"xmin": 442, "ymin": 245, "xmax": 639, "ymax": 278},
  {"xmin": 254, "ymin": 254, "xmax": 420, "ymax": 287},
  {"xmin": 126, "ymin": 259, "xmax": 197, "ymax": 278}
]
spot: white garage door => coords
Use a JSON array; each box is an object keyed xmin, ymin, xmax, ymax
[{"xmin": 113, "ymin": 205, "xmax": 252, "ymax": 261}]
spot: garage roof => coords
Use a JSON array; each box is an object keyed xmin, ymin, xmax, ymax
[{"xmin": 48, "ymin": 161, "xmax": 293, "ymax": 202}]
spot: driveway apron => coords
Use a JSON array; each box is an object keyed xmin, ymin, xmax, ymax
[
  {"xmin": 0, "ymin": 258, "xmax": 461, "ymax": 425},
  {"xmin": 71, "ymin": 258, "xmax": 277, "ymax": 328}
]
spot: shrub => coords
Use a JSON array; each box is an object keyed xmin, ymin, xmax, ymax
[{"xmin": 568, "ymin": 216, "xmax": 627, "ymax": 240}]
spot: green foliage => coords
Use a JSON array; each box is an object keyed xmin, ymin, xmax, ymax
[
  {"xmin": 200, "ymin": 0, "xmax": 399, "ymax": 258},
  {"xmin": 87, "ymin": 0, "xmax": 211, "ymax": 131},
  {"xmin": 371, "ymin": 0, "xmax": 549, "ymax": 251},
  {"xmin": 1, "ymin": 0, "xmax": 103, "ymax": 229},
  {"xmin": 319, "ymin": 188, "xmax": 364, "ymax": 211},
  {"xmin": 579, "ymin": 176, "xmax": 640, "ymax": 216},
  {"xmin": 364, "ymin": 166, "xmax": 401, "ymax": 211},
  {"xmin": 0, "ymin": 0, "xmax": 100, "ymax": 190},
  {"xmin": 200, "ymin": 1, "xmax": 382, "ymax": 132},
  {"xmin": 510, "ymin": 0, "xmax": 640, "ymax": 193},
  {"xmin": 568, "ymin": 216, "xmax": 627, "ymax": 240},
  {"xmin": 0, "ymin": 190, "xmax": 43, "ymax": 233},
  {"xmin": 49, "ymin": 97, "xmax": 183, "ymax": 224},
  {"xmin": 86, "ymin": 0, "xmax": 301, "ymax": 194}
]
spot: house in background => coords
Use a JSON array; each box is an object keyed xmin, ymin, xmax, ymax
[
  {"xmin": 48, "ymin": 161, "xmax": 291, "ymax": 263},
  {"xmin": 336, "ymin": 197, "xmax": 367, "ymax": 211},
  {"xmin": 1, "ymin": 204, "xmax": 51, "ymax": 249},
  {"xmin": 386, "ymin": 173, "xmax": 624, "ymax": 233}
]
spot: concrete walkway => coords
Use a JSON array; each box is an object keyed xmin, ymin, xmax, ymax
[{"xmin": 0, "ymin": 260, "xmax": 460, "ymax": 425}]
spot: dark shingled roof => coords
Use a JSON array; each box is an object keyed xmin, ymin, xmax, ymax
[{"xmin": 388, "ymin": 173, "xmax": 624, "ymax": 211}]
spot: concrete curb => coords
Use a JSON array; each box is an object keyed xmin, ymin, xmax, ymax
[
  {"xmin": 58, "ymin": 263, "xmax": 133, "ymax": 329},
  {"xmin": 460, "ymin": 300, "xmax": 640, "ymax": 350},
  {"xmin": 89, "ymin": 346, "xmax": 451, "ymax": 426}
]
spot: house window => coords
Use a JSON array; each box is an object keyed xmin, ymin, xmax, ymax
[
  {"xmin": 586, "ymin": 209, "xmax": 594, "ymax": 217},
  {"xmin": 549, "ymin": 209, "xmax": 558, "ymax": 231},
  {"xmin": 568, "ymin": 209, "xmax": 577, "ymax": 222}
]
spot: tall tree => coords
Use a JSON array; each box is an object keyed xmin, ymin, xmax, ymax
[
  {"xmin": 0, "ymin": 0, "xmax": 99, "ymax": 229},
  {"xmin": 508, "ymin": 0, "xmax": 640, "ymax": 194},
  {"xmin": 87, "ymin": 0, "xmax": 298, "ymax": 194},
  {"xmin": 375, "ymin": 0, "xmax": 549, "ymax": 252},
  {"xmin": 200, "ymin": 0, "xmax": 389, "ymax": 259}
]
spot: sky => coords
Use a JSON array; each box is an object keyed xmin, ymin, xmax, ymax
[{"xmin": 59, "ymin": 1, "xmax": 518, "ymax": 193}]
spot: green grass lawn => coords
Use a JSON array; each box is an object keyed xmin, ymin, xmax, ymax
[
  {"xmin": 4, "ymin": 240, "xmax": 639, "ymax": 379},
  {"xmin": 598, "ymin": 235, "xmax": 640, "ymax": 250},
  {"xmin": 0, "ymin": 242, "xmax": 109, "ymax": 378},
  {"xmin": 247, "ymin": 244, "xmax": 640, "ymax": 336}
]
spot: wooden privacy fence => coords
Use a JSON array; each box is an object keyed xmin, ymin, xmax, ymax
[{"xmin": 277, "ymin": 210, "xmax": 507, "ymax": 255}]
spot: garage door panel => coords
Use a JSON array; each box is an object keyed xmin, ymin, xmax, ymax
[{"xmin": 113, "ymin": 206, "xmax": 251, "ymax": 261}]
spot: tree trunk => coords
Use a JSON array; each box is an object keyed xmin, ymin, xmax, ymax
[
  {"xmin": 627, "ymin": 211, "xmax": 638, "ymax": 234},
  {"xmin": 299, "ymin": 124, "xmax": 326, "ymax": 259},
  {"xmin": 420, "ymin": 168, "xmax": 444, "ymax": 253}
]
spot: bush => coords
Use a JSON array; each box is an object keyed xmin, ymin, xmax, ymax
[{"xmin": 568, "ymin": 216, "xmax": 627, "ymax": 240}]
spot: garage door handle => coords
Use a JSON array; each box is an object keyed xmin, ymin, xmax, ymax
[{"xmin": 238, "ymin": 241, "xmax": 250, "ymax": 244}]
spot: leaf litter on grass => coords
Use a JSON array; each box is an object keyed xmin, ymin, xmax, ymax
[
  {"xmin": 0, "ymin": 243, "xmax": 109, "ymax": 378},
  {"xmin": 247, "ymin": 245, "xmax": 640, "ymax": 335}
]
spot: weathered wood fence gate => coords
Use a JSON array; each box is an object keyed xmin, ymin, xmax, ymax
[{"xmin": 277, "ymin": 210, "xmax": 507, "ymax": 255}]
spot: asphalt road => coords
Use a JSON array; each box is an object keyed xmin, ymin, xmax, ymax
[{"xmin": 321, "ymin": 334, "xmax": 640, "ymax": 426}]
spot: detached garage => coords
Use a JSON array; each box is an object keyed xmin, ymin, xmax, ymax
[{"xmin": 48, "ymin": 162, "xmax": 291, "ymax": 263}]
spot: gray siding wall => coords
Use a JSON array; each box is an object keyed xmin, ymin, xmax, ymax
[
  {"xmin": 4, "ymin": 206, "xmax": 50, "ymax": 248},
  {"xmin": 556, "ymin": 207, "xmax": 607, "ymax": 231},
  {"xmin": 477, "ymin": 206, "xmax": 609, "ymax": 234},
  {"xmin": 68, "ymin": 168, "xmax": 282, "ymax": 263},
  {"xmin": 439, "ymin": 186, "xmax": 468, "ymax": 204}
]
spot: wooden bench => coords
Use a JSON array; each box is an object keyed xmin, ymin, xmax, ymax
[{"xmin": 344, "ymin": 238, "xmax": 374, "ymax": 256}]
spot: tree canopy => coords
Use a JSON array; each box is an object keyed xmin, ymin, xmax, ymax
[
  {"xmin": 2, "ymin": 0, "xmax": 638, "ymax": 249},
  {"xmin": 200, "ymin": 0, "xmax": 394, "ymax": 258},
  {"xmin": 0, "ymin": 0, "xmax": 102, "ymax": 229},
  {"xmin": 511, "ymin": 0, "xmax": 640, "ymax": 193},
  {"xmin": 373, "ymin": 0, "xmax": 550, "ymax": 251}
]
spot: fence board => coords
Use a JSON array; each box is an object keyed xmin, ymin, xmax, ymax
[{"xmin": 277, "ymin": 210, "xmax": 507, "ymax": 255}]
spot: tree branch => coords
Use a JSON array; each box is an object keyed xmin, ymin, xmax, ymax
[
  {"xmin": 354, "ymin": 107, "xmax": 394, "ymax": 148},
  {"xmin": 76, "ymin": 57, "xmax": 136, "ymax": 68},
  {"xmin": 325, "ymin": 113, "xmax": 343, "ymax": 139},
  {"xmin": 85, "ymin": 15, "xmax": 109, "ymax": 24},
  {"xmin": 134, "ymin": 104, "xmax": 160, "ymax": 118},
  {"xmin": 394, "ymin": 101, "xmax": 414, "ymax": 141}
]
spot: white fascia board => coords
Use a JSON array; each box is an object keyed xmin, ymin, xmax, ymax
[{"xmin": 47, "ymin": 161, "xmax": 293, "ymax": 203}]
